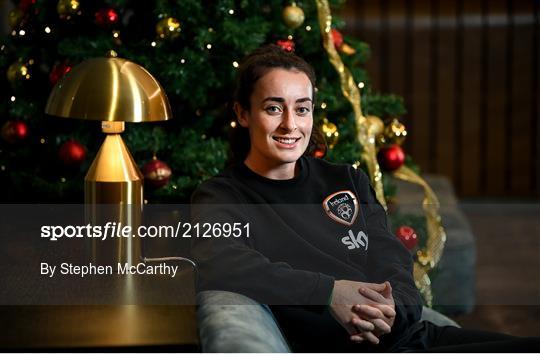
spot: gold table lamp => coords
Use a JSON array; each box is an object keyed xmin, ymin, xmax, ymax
[{"xmin": 45, "ymin": 52, "xmax": 172, "ymax": 266}]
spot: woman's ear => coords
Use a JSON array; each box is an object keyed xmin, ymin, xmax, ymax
[{"xmin": 233, "ymin": 102, "xmax": 249, "ymax": 128}]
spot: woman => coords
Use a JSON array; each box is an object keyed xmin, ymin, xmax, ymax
[{"xmin": 190, "ymin": 44, "xmax": 538, "ymax": 352}]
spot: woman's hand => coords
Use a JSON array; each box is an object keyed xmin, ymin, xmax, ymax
[
  {"xmin": 351, "ymin": 281, "xmax": 396, "ymax": 338},
  {"xmin": 329, "ymin": 280, "xmax": 388, "ymax": 344}
]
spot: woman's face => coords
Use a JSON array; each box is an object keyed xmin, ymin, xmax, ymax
[{"xmin": 236, "ymin": 68, "xmax": 313, "ymax": 174}]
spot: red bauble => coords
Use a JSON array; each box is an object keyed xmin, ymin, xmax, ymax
[
  {"xmin": 312, "ymin": 143, "xmax": 327, "ymax": 159},
  {"xmin": 49, "ymin": 62, "xmax": 72, "ymax": 86},
  {"xmin": 58, "ymin": 139, "xmax": 86, "ymax": 166},
  {"xmin": 1, "ymin": 120, "xmax": 28, "ymax": 143},
  {"xmin": 95, "ymin": 8, "xmax": 119, "ymax": 28},
  {"xmin": 331, "ymin": 28, "xmax": 343, "ymax": 49},
  {"xmin": 377, "ymin": 144, "xmax": 405, "ymax": 171},
  {"xmin": 142, "ymin": 158, "xmax": 172, "ymax": 188},
  {"xmin": 19, "ymin": 0, "xmax": 36, "ymax": 12},
  {"xmin": 395, "ymin": 226, "xmax": 418, "ymax": 250},
  {"xmin": 276, "ymin": 39, "xmax": 295, "ymax": 52}
]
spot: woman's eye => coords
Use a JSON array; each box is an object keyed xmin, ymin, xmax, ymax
[
  {"xmin": 265, "ymin": 106, "xmax": 281, "ymax": 114},
  {"xmin": 297, "ymin": 107, "xmax": 310, "ymax": 115}
]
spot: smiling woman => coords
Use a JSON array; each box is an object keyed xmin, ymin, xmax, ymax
[{"xmin": 189, "ymin": 45, "xmax": 540, "ymax": 352}]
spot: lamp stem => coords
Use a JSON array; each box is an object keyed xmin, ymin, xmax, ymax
[{"xmin": 85, "ymin": 126, "xmax": 143, "ymax": 266}]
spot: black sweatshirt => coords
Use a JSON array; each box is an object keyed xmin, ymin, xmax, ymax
[{"xmin": 190, "ymin": 155, "xmax": 422, "ymax": 337}]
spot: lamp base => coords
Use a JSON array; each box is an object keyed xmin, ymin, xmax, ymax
[{"xmin": 84, "ymin": 134, "xmax": 143, "ymax": 267}]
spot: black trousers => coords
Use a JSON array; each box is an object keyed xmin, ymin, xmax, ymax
[{"xmin": 270, "ymin": 306, "xmax": 540, "ymax": 352}]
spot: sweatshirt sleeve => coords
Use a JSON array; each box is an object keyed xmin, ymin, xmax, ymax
[
  {"xmin": 356, "ymin": 169, "xmax": 423, "ymax": 335},
  {"xmin": 190, "ymin": 179, "xmax": 335, "ymax": 306}
]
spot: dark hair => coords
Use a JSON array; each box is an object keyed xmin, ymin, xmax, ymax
[{"xmin": 229, "ymin": 44, "xmax": 325, "ymax": 163}]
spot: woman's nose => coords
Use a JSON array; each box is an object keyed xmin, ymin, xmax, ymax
[{"xmin": 280, "ymin": 109, "xmax": 297, "ymax": 132}]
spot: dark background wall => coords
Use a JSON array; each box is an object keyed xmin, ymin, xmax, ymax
[{"xmin": 341, "ymin": 0, "xmax": 539, "ymax": 199}]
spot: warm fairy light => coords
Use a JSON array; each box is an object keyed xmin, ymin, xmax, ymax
[
  {"xmin": 230, "ymin": 121, "xmax": 237, "ymax": 128},
  {"xmin": 151, "ymin": 41, "xmax": 156, "ymax": 47},
  {"xmin": 180, "ymin": 58, "xmax": 186, "ymax": 64},
  {"xmin": 208, "ymin": 27, "xmax": 214, "ymax": 32},
  {"xmin": 206, "ymin": 43, "xmax": 212, "ymax": 49},
  {"xmin": 19, "ymin": 30, "xmax": 25, "ymax": 36},
  {"xmin": 172, "ymin": 185, "xmax": 177, "ymax": 190},
  {"xmin": 60, "ymin": 177, "xmax": 66, "ymax": 183},
  {"xmin": 358, "ymin": 82, "xmax": 365, "ymax": 89},
  {"xmin": 352, "ymin": 161, "xmax": 360, "ymax": 169},
  {"xmin": 320, "ymin": 102, "xmax": 327, "ymax": 109},
  {"xmin": 287, "ymin": 35, "xmax": 293, "ymax": 40},
  {"xmin": 11, "ymin": 30, "xmax": 16, "ymax": 36},
  {"xmin": 40, "ymin": 138, "xmax": 45, "ymax": 144},
  {"xmin": 232, "ymin": 61, "xmax": 239, "ymax": 68},
  {"xmin": 28, "ymin": 59, "xmax": 34, "ymax": 64},
  {"xmin": 10, "ymin": 96, "xmax": 15, "ymax": 102},
  {"xmin": 113, "ymin": 31, "xmax": 119, "ymax": 38},
  {"xmin": 0, "ymin": 166, "xmax": 5, "ymax": 171},
  {"xmin": 228, "ymin": 9, "xmax": 234, "ymax": 15},
  {"xmin": 305, "ymin": 25, "xmax": 312, "ymax": 31},
  {"xmin": 44, "ymin": 26, "xmax": 51, "ymax": 33}
]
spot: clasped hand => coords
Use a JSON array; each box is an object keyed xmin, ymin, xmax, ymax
[{"xmin": 329, "ymin": 280, "xmax": 396, "ymax": 345}]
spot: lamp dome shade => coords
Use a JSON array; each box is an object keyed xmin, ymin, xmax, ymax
[{"xmin": 45, "ymin": 57, "xmax": 172, "ymax": 122}]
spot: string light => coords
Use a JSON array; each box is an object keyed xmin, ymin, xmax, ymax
[
  {"xmin": 320, "ymin": 102, "xmax": 327, "ymax": 109},
  {"xmin": 18, "ymin": 30, "xmax": 25, "ymax": 36},
  {"xmin": 10, "ymin": 96, "xmax": 15, "ymax": 102},
  {"xmin": 206, "ymin": 43, "xmax": 212, "ymax": 50},
  {"xmin": 44, "ymin": 26, "xmax": 51, "ymax": 34},
  {"xmin": 305, "ymin": 25, "xmax": 312, "ymax": 31},
  {"xmin": 60, "ymin": 177, "xmax": 66, "ymax": 183},
  {"xmin": 40, "ymin": 138, "xmax": 45, "ymax": 144},
  {"xmin": 0, "ymin": 166, "xmax": 5, "ymax": 171},
  {"xmin": 151, "ymin": 41, "xmax": 156, "ymax": 47},
  {"xmin": 112, "ymin": 31, "xmax": 119, "ymax": 38},
  {"xmin": 172, "ymin": 185, "xmax": 177, "ymax": 190},
  {"xmin": 358, "ymin": 82, "xmax": 365, "ymax": 89},
  {"xmin": 287, "ymin": 35, "xmax": 293, "ymax": 40},
  {"xmin": 230, "ymin": 121, "xmax": 237, "ymax": 128},
  {"xmin": 180, "ymin": 58, "xmax": 186, "ymax": 64},
  {"xmin": 228, "ymin": 9, "xmax": 234, "ymax": 15},
  {"xmin": 232, "ymin": 61, "xmax": 239, "ymax": 68}
]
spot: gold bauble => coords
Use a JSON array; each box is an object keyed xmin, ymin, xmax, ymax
[
  {"xmin": 339, "ymin": 43, "xmax": 356, "ymax": 56},
  {"xmin": 366, "ymin": 115, "xmax": 384, "ymax": 137},
  {"xmin": 7, "ymin": 60, "xmax": 31, "ymax": 85},
  {"xmin": 156, "ymin": 17, "xmax": 182, "ymax": 40},
  {"xmin": 321, "ymin": 118, "xmax": 339, "ymax": 149},
  {"xmin": 8, "ymin": 8, "xmax": 24, "ymax": 29},
  {"xmin": 57, "ymin": 0, "xmax": 81, "ymax": 20},
  {"xmin": 282, "ymin": 3, "xmax": 305, "ymax": 29},
  {"xmin": 384, "ymin": 118, "xmax": 407, "ymax": 145}
]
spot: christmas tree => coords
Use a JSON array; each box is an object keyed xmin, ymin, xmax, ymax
[{"xmin": 0, "ymin": 0, "xmax": 410, "ymax": 203}]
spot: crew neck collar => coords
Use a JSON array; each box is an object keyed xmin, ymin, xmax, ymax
[{"xmin": 237, "ymin": 156, "xmax": 309, "ymax": 187}]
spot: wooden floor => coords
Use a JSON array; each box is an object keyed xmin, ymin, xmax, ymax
[{"xmin": 449, "ymin": 202, "xmax": 540, "ymax": 337}]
